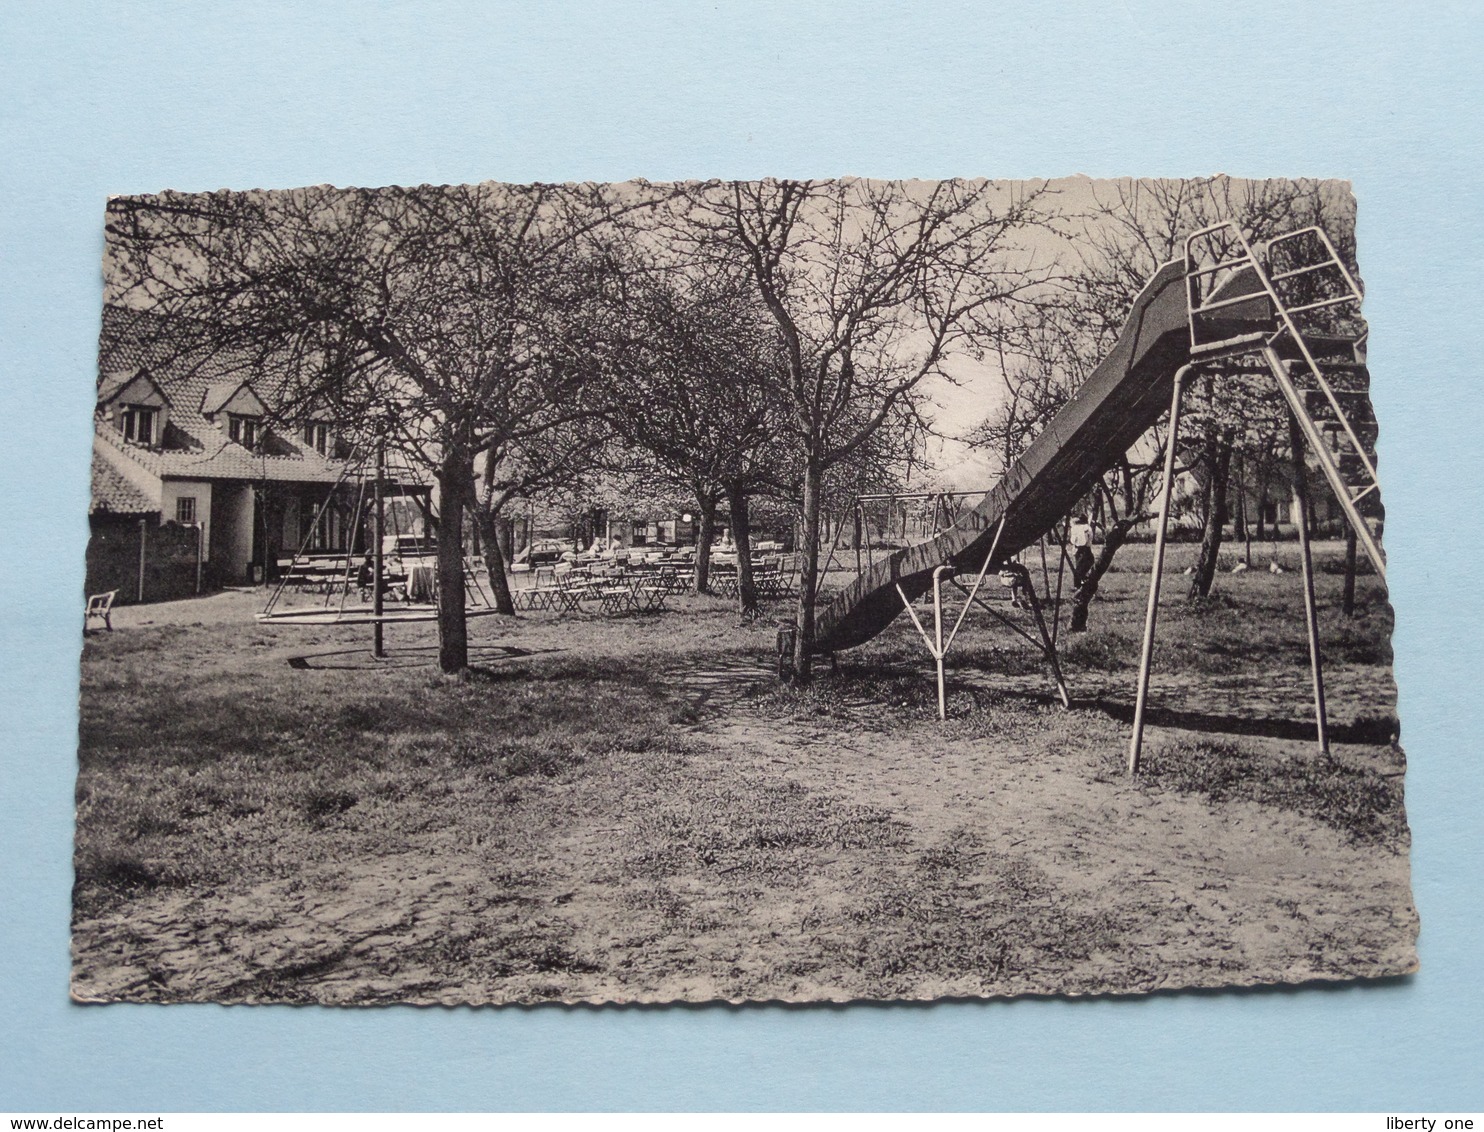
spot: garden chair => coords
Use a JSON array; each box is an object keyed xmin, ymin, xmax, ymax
[
  {"xmin": 631, "ymin": 582, "xmax": 669, "ymax": 614},
  {"xmin": 596, "ymin": 578, "xmax": 642, "ymax": 615},
  {"xmin": 85, "ymin": 590, "xmax": 117, "ymax": 633},
  {"xmin": 753, "ymin": 559, "xmax": 782, "ymax": 599},
  {"xmin": 512, "ymin": 565, "xmax": 552, "ymax": 612},
  {"xmin": 550, "ymin": 570, "xmax": 590, "ymax": 613},
  {"xmin": 712, "ymin": 563, "xmax": 739, "ymax": 599}
]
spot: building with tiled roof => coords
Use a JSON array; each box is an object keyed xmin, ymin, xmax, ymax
[
  {"xmin": 90, "ymin": 450, "xmax": 159, "ymax": 518},
  {"xmin": 90, "ymin": 305, "xmax": 422, "ymax": 595}
]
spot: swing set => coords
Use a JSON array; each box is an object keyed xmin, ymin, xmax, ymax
[{"xmin": 256, "ymin": 443, "xmax": 500, "ymax": 639}]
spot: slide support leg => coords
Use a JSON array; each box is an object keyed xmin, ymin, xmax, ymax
[
  {"xmin": 374, "ymin": 442, "xmax": 386, "ymax": 659},
  {"xmin": 1129, "ymin": 365, "xmax": 1191, "ymax": 774},
  {"xmin": 897, "ymin": 518, "xmax": 1011, "ymax": 723},
  {"xmin": 932, "ymin": 565, "xmax": 950, "ymax": 720},
  {"xmin": 1288, "ymin": 412, "xmax": 1330, "ymax": 755},
  {"xmin": 1017, "ymin": 565, "xmax": 1071, "ymax": 709}
]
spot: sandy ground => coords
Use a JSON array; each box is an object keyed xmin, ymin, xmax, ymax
[{"xmin": 71, "ymin": 580, "xmax": 1417, "ymax": 1005}]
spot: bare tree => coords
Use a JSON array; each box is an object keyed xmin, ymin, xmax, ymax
[
  {"xmin": 671, "ymin": 178, "xmax": 1053, "ymax": 681},
  {"xmin": 966, "ymin": 301, "xmax": 1092, "ymax": 472},
  {"xmin": 593, "ymin": 260, "xmax": 790, "ymax": 613},
  {"xmin": 105, "ymin": 182, "xmax": 625, "ymax": 672},
  {"xmin": 967, "ymin": 294, "xmax": 1175, "ymax": 631},
  {"xmin": 471, "ymin": 414, "xmax": 609, "ymax": 613},
  {"xmin": 1069, "ymin": 177, "xmax": 1358, "ymax": 602}
]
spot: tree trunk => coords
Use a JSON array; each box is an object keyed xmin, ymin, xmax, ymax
[
  {"xmin": 1189, "ymin": 429, "xmax": 1234, "ymax": 601},
  {"xmin": 1232, "ymin": 452, "xmax": 1249, "ymax": 564},
  {"xmin": 694, "ymin": 496, "xmax": 717, "ymax": 593},
  {"xmin": 501, "ymin": 517, "xmax": 516, "ymax": 564},
  {"xmin": 792, "ymin": 461, "xmax": 824, "ymax": 683},
  {"xmin": 474, "ymin": 506, "xmax": 516, "ymax": 615},
  {"xmin": 1342, "ymin": 523, "xmax": 1358, "ymax": 616},
  {"xmin": 435, "ymin": 449, "xmax": 471, "ymax": 674},
  {"xmin": 727, "ymin": 482, "xmax": 757, "ymax": 618},
  {"xmin": 490, "ymin": 523, "xmax": 515, "ymax": 612},
  {"xmin": 1069, "ymin": 518, "xmax": 1134, "ymax": 632},
  {"xmin": 853, "ymin": 504, "xmax": 864, "ymax": 573},
  {"xmin": 1256, "ymin": 467, "xmax": 1269, "ymax": 541}
]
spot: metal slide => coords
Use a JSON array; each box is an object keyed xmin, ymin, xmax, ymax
[{"xmin": 814, "ymin": 258, "xmax": 1199, "ymax": 654}]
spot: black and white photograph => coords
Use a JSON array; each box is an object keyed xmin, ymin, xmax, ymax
[{"xmin": 73, "ymin": 175, "xmax": 1415, "ymax": 1006}]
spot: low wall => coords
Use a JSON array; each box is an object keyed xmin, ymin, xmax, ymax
[{"xmin": 85, "ymin": 520, "xmax": 208, "ymax": 605}]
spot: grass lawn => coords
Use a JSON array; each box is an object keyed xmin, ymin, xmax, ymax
[{"xmin": 72, "ymin": 539, "xmax": 1416, "ymax": 1004}]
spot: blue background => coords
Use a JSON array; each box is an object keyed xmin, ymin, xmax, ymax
[{"xmin": 2, "ymin": 1, "xmax": 1480, "ymax": 1111}]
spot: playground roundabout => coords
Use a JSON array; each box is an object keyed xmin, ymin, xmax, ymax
[{"xmin": 257, "ymin": 603, "xmax": 507, "ymax": 627}]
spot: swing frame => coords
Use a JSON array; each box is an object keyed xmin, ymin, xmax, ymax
[{"xmin": 256, "ymin": 441, "xmax": 495, "ymax": 632}]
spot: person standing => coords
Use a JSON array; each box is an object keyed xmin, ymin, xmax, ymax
[
  {"xmin": 1069, "ymin": 513, "xmax": 1095, "ymax": 589},
  {"xmin": 1067, "ymin": 513, "xmax": 1098, "ymax": 633}
]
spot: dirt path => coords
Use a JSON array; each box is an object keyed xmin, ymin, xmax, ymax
[{"xmin": 73, "ymin": 693, "xmax": 1415, "ymax": 1005}]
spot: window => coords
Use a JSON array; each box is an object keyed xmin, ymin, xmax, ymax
[
  {"xmin": 304, "ymin": 422, "xmax": 330, "ymax": 455},
  {"xmin": 228, "ymin": 416, "xmax": 259, "ymax": 449},
  {"xmin": 120, "ymin": 406, "xmax": 155, "ymax": 446},
  {"xmin": 312, "ymin": 505, "xmax": 341, "ymax": 551},
  {"xmin": 175, "ymin": 496, "xmax": 196, "ymax": 525}
]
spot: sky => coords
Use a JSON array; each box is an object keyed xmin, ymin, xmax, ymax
[{"xmin": 920, "ymin": 175, "xmax": 1356, "ymax": 488}]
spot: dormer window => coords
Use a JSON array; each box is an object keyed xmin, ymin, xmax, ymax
[
  {"xmin": 120, "ymin": 405, "xmax": 157, "ymax": 446},
  {"xmin": 202, "ymin": 380, "xmax": 268, "ymax": 449},
  {"xmin": 100, "ymin": 368, "xmax": 169, "ymax": 447},
  {"xmin": 304, "ymin": 421, "xmax": 331, "ymax": 455},
  {"xmin": 228, "ymin": 415, "xmax": 260, "ymax": 449}
]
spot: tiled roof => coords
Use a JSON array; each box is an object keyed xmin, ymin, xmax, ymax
[
  {"xmin": 97, "ymin": 306, "xmax": 353, "ymax": 485},
  {"xmin": 90, "ymin": 450, "xmax": 157, "ymax": 516}
]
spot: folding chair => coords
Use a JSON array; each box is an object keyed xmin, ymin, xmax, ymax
[{"xmin": 633, "ymin": 584, "xmax": 668, "ymax": 613}]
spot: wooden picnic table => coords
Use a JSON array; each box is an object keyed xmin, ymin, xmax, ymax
[{"xmin": 276, "ymin": 558, "xmax": 350, "ymax": 593}]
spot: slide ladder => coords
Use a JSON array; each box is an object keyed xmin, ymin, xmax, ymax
[{"xmin": 1184, "ymin": 222, "xmax": 1384, "ymax": 578}]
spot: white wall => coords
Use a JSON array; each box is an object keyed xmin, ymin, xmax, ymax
[
  {"xmin": 160, "ymin": 480, "xmax": 213, "ymax": 556},
  {"xmin": 209, "ymin": 483, "xmax": 256, "ymax": 581}
]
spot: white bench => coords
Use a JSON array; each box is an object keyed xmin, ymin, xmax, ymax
[{"xmin": 85, "ymin": 590, "xmax": 117, "ymax": 632}]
